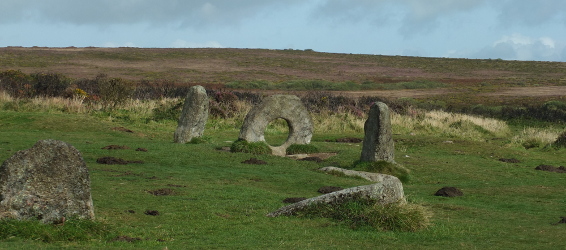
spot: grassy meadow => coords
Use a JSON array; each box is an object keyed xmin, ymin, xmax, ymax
[{"xmin": 0, "ymin": 90, "xmax": 565, "ymax": 249}]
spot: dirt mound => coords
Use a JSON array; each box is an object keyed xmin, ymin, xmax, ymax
[
  {"xmin": 112, "ymin": 127, "xmax": 134, "ymax": 133},
  {"xmin": 499, "ymin": 158, "xmax": 521, "ymax": 163},
  {"xmin": 535, "ymin": 165, "xmax": 566, "ymax": 173},
  {"xmin": 326, "ymin": 137, "xmax": 363, "ymax": 143},
  {"xmin": 299, "ymin": 157, "xmax": 323, "ymax": 163},
  {"xmin": 552, "ymin": 217, "xmax": 566, "ymax": 225},
  {"xmin": 434, "ymin": 187, "xmax": 463, "ymax": 197},
  {"xmin": 242, "ymin": 158, "xmax": 267, "ymax": 165},
  {"xmin": 144, "ymin": 210, "xmax": 160, "ymax": 216},
  {"xmin": 135, "ymin": 147, "xmax": 148, "ymax": 152},
  {"xmin": 318, "ymin": 186, "xmax": 343, "ymax": 194},
  {"xmin": 283, "ymin": 197, "xmax": 307, "ymax": 203},
  {"xmin": 96, "ymin": 157, "xmax": 144, "ymax": 165},
  {"xmin": 101, "ymin": 145, "xmax": 130, "ymax": 150},
  {"xmin": 147, "ymin": 188, "xmax": 175, "ymax": 196}
]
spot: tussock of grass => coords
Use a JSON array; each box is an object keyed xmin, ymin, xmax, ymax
[
  {"xmin": 509, "ymin": 127, "xmax": 562, "ymax": 149},
  {"xmin": 0, "ymin": 219, "xmax": 114, "ymax": 243},
  {"xmin": 286, "ymin": 144, "xmax": 320, "ymax": 155},
  {"xmin": 296, "ymin": 200, "xmax": 430, "ymax": 232},
  {"xmin": 353, "ymin": 161, "xmax": 411, "ymax": 183},
  {"xmin": 230, "ymin": 139, "xmax": 272, "ymax": 154}
]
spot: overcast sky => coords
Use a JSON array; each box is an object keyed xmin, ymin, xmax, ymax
[{"xmin": 1, "ymin": 0, "xmax": 566, "ymax": 62}]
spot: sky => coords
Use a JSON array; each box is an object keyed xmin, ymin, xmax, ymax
[{"xmin": 1, "ymin": 0, "xmax": 566, "ymax": 62}]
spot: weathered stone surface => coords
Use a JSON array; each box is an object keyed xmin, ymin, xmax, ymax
[
  {"xmin": 174, "ymin": 85, "xmax": 209, "ymax": 143},
  {"xmin": 360, "ymin": 102, "xmax": 395, "ymax": 163},
  {"xmin": 267, "ymin": 178, "xmax": 405, "ymax": 217},
  {"xmin": 319, "ymin": 166, "xmax": 402, "ymax": 183},
  {"xmin": 0, "ymin": 140, "xmax": 95, "ymax": 223},
  {"xmin": 239, "ymin": 95, "xmax": 313, "ymax": 156}
]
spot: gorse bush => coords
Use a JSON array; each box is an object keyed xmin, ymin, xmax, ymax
[{"xmin": 31, "ymin": 72, "xmax": 71, "ymax": 97}]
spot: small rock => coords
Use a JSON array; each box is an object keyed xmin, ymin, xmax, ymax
[{"xmin": 135, "ymin": 148, "xmax": 148, "ymax": 152}]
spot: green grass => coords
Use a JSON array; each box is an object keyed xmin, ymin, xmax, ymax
[{"xmin": 1, "ymin": 110, "xmax": 566, "ymax": 249}]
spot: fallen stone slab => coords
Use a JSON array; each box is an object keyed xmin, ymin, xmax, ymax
[
  {"xmin": 319, "ymin": 166, "xmax": 401, "ymax": 183},
  {"xmin": 267, "ymin": 178, "xmax": 405, "ymax": 217}
]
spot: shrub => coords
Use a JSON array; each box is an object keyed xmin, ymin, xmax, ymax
[
  {"xmin": 98, "ymin": 77, "xmax": 134, "ymax": 109},
  {"xmin": 230, "ymin": 139, "xmax": 272, "ymax": 154},
  {"xmin": 188, "ymin": 136, "xmax": 211, "ymax": 144},
  {"xmin": 149, "ymin": 99, "xmax": 183, "ymax": 122},
  {"xmin": 31, "ymin": 72, "xmax": 71, "ymax": 97},
  {"xmin": 0, "ymin": 69, "xmax": 33, "ymax": 98},
  {"xmin": 353, "ymin": 161, "xmax": 411, "ymax": 183},
  {"xmin": 552, "ymin": 131, "xmax": 566, "ymax": 148},
  {"xmin": 295, "ymin": 200, "xmax": 430, "ymax": 232},
  {"xmin": 286, "ymin": 144, "xmax": 320, "ymax": 155}
]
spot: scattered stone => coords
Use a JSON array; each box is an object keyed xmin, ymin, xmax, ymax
[
  {"xmin": 112, "ymin": 236, "xmax": 142, "ymax": 242},
  {"xmin": 242, "ymin": 158, "xmax": 267, "ymax": 165},
  {"xmin": 96, "ymin": 157, "xmax": 144, "ymax": 165},
  {"xmin": 112, "ymin": 127, "xmax": 134, "ymax": 133},
  {"xmin": 499, "ymin": 158, "xmax": 521, "ymax": 163},
  {"xmin": 174, "ymin": 85, "xmax": 209, "ymax": 144},
  {"xmin": 144, "ymin": 210, "xmax": 160, "ymax": 216},
  {"xmin": 360, "ymin": 102, "xmax": 395, "ymax": 163},
  {"xmin": 318, "ymin": 186, "xmax": 343, "ymax": 194},
  {"xmin": 238, "ymin": 95, "xmax": 313, "ymax": 156},
  {"xmin": 101, "ymin": 145, "xmax": 130, "ymax": 150},
  {"xmin": 325, "ymin": 137, "xmax": 363, "ymax": 143},
  {"xmin": 267, "ymin": 179, "xmax": 405, "ymax": 217},
  {"xmin": 299, "ymin": 157, "xmax": 323, "ymax": 163},
  {"xmin": 0, "ymin": 139, "xmax": 95, "ymax": 223},
  {"xmin": 283, "ymin": 197, "xmax": 307, "ymax": 203},
  {"xmin": 319, "ymin": 166, "xmax": 401, "ymax": 183},
  {"xmin": 147, "ymin": 188, "xmax": 175, "ymax": 196},
  {"xmin": 434, "ymin": 187, "xmax": 463, "ymax": 197},
  {"xmin": 135, "ymin": 148, "xmax": 148, "ymax": 152},
  {"xmin": 535, "ymin": 165, "xmax": 566, "ymax": 173}
]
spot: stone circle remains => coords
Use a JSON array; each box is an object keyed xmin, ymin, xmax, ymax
[
  {"xmin": 239, "ymin": 95, "xmax": 313, "ymax": 156},
  {"xmin": 174, "ymin": 85, "xmax": 209, "ymax": 144},
  {"xmin": 360, "ymin": 102, "xmax": 396, "ymax": 163},
  {"xmin": 0, "ymin": 139, "xmax": 95, "ymax": 223}
]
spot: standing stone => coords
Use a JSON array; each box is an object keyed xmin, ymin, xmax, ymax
[
  {"xmin": 0, "ymin": 140, "xmax": 95, "ymax": 223},
  {"xmin": 174, "ymin": 85, "xmax": 209, "ymax": 143},
  {"xmin": 360, "ymin": 102, "xmax": 395, "ymax": 163},
  {"xmin": 239, "ymin": 95, "xmax": 313, "ymax": 156}
]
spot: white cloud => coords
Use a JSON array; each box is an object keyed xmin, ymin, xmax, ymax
[
  {"xmin": 171, "ymin": 39, "xmax": 223, "ymax": 48},
  {"xmin": 473, "ymin": 33, "xmax": 564, "ymax": 61}
]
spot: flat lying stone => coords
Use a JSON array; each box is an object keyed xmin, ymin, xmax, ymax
[{"xmin": 267, "ymin": 178, "xmax": 405, "ymax": 217}]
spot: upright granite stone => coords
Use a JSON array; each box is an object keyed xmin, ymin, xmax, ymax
[
  {"xmin": 360, "ymin": 102, "xmax": 395, "ymax": 163},
  {"xmin": 239, "ymin": 95, "xmax": 313, "ymax": 156},
  {"xmin": 0, "ymin": 140, "xmax": 95, "ymax": 223},
  {"xmin": 174, "ymin": 85, "xmax": 209, "ymax": 143}
]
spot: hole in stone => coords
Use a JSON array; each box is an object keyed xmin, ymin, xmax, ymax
[{"xmin": 264, "ymin": 118, "xmax": 290, "ymax": 147}]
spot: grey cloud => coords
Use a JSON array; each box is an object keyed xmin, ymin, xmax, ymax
[
  {"xmin": 0, "ymin": 0, "xmax": 299, "ymax": 27},
  {"xmin": 314, "ymin": 0, "xmax": 486, "ymax": 37},
  {"xmin": 496, "ymin": 0, "xmax": 566, "ymax": 27}
]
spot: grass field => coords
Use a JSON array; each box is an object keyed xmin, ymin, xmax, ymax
[
  {"xmin": 0, "ymin": 47, "xmax": 565, "ymax": 249},
  {"xmin": 0, "ymin": 104, "xmax": 565, "ymax": 249}
]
